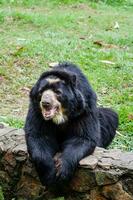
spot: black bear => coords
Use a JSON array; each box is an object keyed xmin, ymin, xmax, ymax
[{"xmin": 24, "ymin": 62, "xmax": 118, "ymax": 186}]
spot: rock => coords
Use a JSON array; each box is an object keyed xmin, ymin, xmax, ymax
[
  {"xmin": 94, "ymin": 147, "xmax": 105, "ymax": 153},
  {"xmin": 102, "ymin": 149, "xmax": 122, "ymax": 160},
  {"xmin": 98, "ymin": 157, "xmax": 113, "ymax": 169},
  {"xmin": 90, "ymin": 188, "xmax": 107, "ymax": 200},
  {"xmin": 95, "ymin": 169, "xmax": 121, "ymax": 186},
  {"xmin": 0, "ymin": 170, "xmax": 10, "ymax": 183},
  {"xmin": 70, "ymin": 169, "xmax": 97, "ymax": 192},
  {"xmin": 15, "ymin": 150, "xmax": 27, "ymax": 162},
  {"xmin": 79, "ymin": 155, "xmax": 98, "ymax": 169},
  {"xmin": 120, "ymin": 153, "xmax": 133, "ymax": 166},
  {"xmin": 102, "ymin": 182, "xmax": 133, "ymax": 200},
  {"xmin": 122, "ymin": 176, "xmax": 133, "ymax": 196},
  {"xmin": 0, "ymin": 127, "xmax": 133, "ymax": 200},
  {"xmin": 1, "ymin": 152, "xmax": 16, "ymax": 174},
  {"xmin": 17, "ymin": 175, "xmax": 45, "ymax": 199},
  {"xmin": 92, "ymin": 147, "xmax": 105, "ymax": 159}
]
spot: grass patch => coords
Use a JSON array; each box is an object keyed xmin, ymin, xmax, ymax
[
  {"xmin": 0, "ymin": 187, "xmax": 4, "ymax": 200},
  {"xmin": 0, "ymin": 0, "xmax": 132, "ymax": 151},
  {"xmin": 0, "ymin": 116, "xmax": 24, "ymax": 128}
]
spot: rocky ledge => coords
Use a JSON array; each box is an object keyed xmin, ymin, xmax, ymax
[{"xmin": 0, "ymin": 127, "xmax": 133, "ymax": 200}]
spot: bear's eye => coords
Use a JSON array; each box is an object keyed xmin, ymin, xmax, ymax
[
  {"xmin": 38, "ymin": 92, "xmax": 42, "ymax": 99},
  {"xmin": 55, "ymin": 89, "xmax": 62, "ymax": 96}
]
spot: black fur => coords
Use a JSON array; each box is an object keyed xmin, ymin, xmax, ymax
[{"xmin": 24, "ymin": 62, "xmax": 118, "ymax": 186}]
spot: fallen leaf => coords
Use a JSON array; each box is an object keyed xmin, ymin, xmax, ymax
[
  {"xmin": 116, "ymin": 131, "xmax": 123, "ymax": 136},
  {"xmin": 128, "ymin": 114, "xmax": 133, "ymax": 120},
  {"xmin": 101, "ymin": 87, "xmax": 108, "ymax": 94},
  {"xmin": 17, "ymin": 38, "xmax": 26, "ymax": 42},
  {"xmin": 0, "ymin": 76, "xmax": 5, "ymax": 82},
  {"xmin": 11, "ymin": 46, "xmax": 25, "ymax": 56},
  {"xmin": 114, "ymin": 21, "xmax": 119, "ymax": 29},
  {"xmin": 16, "ymin": 46, "xmax": 24, "ymax": 51},
  {"xmin": 0, "ymin": 122, "xmax": 8, "ymax": 128},
  {"xmin": 105, "ymin": 27, "xmax": 113, "ymax": 31},
  {"xmin": 100, "ymin": 60, "xmax": 115, "ymax": 65},
  {"xmin": 79, "ymin": 37, "xmax": 86, "ymax": 40},
  {"xmin": 49, "ymin": 62, "xmax": 59, "ymax": 68},
  {"xmin": 93, "ymin": 40, "xmax": 103, "ymax": 46},
  {"xmin": 94, "ymin": 40, "xmax": 120, "ymax": 49},
  {"xmin": 21, "ymin": 87, "xmax": 30, "ymax": 95}
]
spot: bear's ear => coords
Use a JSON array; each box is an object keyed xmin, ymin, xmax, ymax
[
  {"xmin": 30, "ymin": 83, "xmax": 39, "ymax": 100},
  {"xmin": 30, "ymin": 74, "xmax": 48, "ymax": 100},
  {"xmin": 29, "ymin": 71, "xmax": 53, "ymax": 100},
  {"xmin": 30, "ymin": 78, "xmax": 42, "ymax": 100},
  {"xmin": 70, "ymin": 73, "xmax": 77, "ymax": 87}
]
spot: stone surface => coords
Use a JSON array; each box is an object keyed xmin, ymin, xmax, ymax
[
  {"xmin": 0, "ymin": 127, "xmax": 133, "ymax": 200},
  {"xmin": 98, "ymin": 157, "xmax": 112, "ymax": 169},
  {"xmin": 70, "ymin": 169, "xmax": 97, "ymax": 192},
  {"xmin": 102, "ymin": 182, "xmax": 133, "ymax": 200},
  {"xmin": 79, "ymin": 155, "xmax": 98, "ymax": 169}
]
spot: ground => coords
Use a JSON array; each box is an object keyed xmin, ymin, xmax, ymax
[{"xmin": 0, "ymin": 0, "xmax": 133, "ymax": 152}]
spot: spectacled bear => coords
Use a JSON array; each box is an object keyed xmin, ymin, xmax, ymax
[{"xmin": 24, "ymin": 62, "xmax": 118, "ymax": 186}]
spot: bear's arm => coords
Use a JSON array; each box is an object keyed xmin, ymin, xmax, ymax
[
  {"xmin": 24, "ymin": 108, "xmax": 58, "ymax": 186},
  {"xmin": 56, "ymin": 115, "xmax": 99, "ymax": 181},
  {"xmin": 56, "ymin": 136, "xmax": 96, "ymax": 181},
  {"xmin": 26, "ymin": 134, "xmax": 57, "ymax": 185}
]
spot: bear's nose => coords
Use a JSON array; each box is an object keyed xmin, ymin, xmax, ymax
[{"xmin": 41, "ymin": 101, "xmax": 52, "ymax": 110}]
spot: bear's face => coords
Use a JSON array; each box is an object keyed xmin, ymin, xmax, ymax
[
  {"xmin": 30, "ymin": 70, "xmax": 86, "ymax": 124},
  {"xmin": 39, "ymin": 77, "xmax": 70, "ymax": 124}
]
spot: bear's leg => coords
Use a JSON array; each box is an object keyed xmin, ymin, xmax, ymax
[
  {"xmin": 26, "ymin": 134, "xmax": 59, "ymax": 186},
  {"xmin": 98, "ymin": 107, "xmax": 119, "ymax": 148},
  {"xmin": 55, "ymin": 136, "xmax": 96, "ymax": 182}
]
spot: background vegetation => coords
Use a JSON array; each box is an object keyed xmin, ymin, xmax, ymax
[
  {"xmin": 0, "ymin": 0, "xmax": 133, "ymax": 150},
  {"xmin": 0, "ymin": 0, "xmax": 133, "ymax": 198}
]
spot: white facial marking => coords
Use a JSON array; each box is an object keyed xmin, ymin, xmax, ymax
[
  {"xmin": 40, "ymin": 89, "xmax": 68, "ymax": 124},
  {"xmin": 46, "ymin": 78, "xmax": 61, "ymax": 84},
  {"xmin": 52, "ymin": 112, "xmax": 68, "ymax": 125}
]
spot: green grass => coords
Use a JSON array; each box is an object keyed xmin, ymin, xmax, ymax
[
  {"xmin": 0, "ymin": 0, "xmax": 133, "ymax": 151},
  {"xmin": 0, "ymin": 116, "xmax": 24, "ymax": 128},
  {"xmin": 0, "ymin": 187, "xmax": 4, "ymax": 200}
]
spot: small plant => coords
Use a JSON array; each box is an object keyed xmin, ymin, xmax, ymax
[
  {"xmin": 101, "ymin": 0, "xmax": 127, "ymax": 5},
  {"xmin": 0, "ymin": 187, "xmax": 4, "ymax": 200},
  {"xmin": 0, "ymin": 116, "xmax": 24, "ymax": 128}
]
